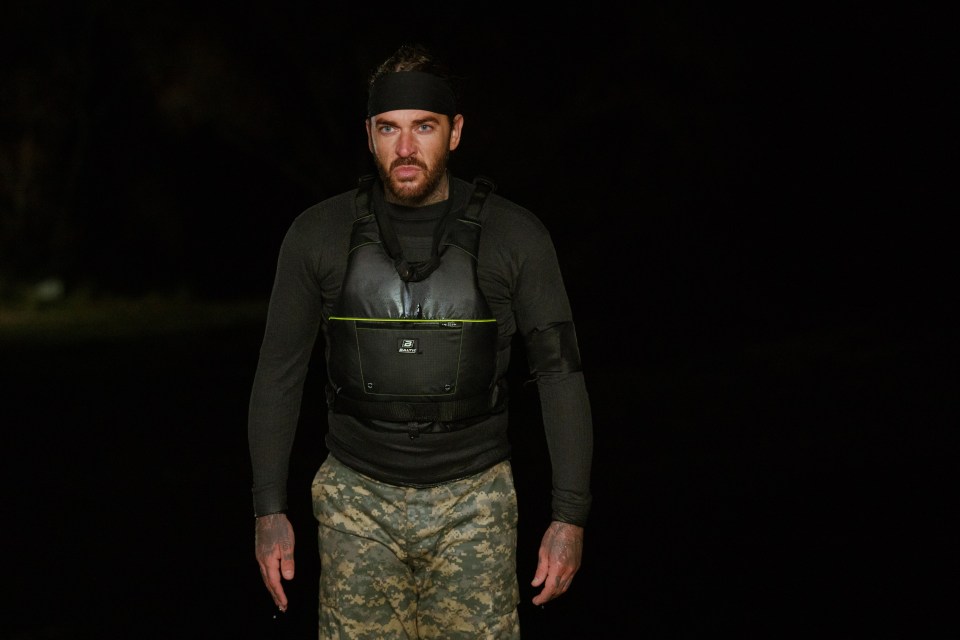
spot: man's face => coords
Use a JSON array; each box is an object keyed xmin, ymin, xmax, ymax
[{"xmin": 366, "ymin": 110, "xmax": 463, "ymax": 206}]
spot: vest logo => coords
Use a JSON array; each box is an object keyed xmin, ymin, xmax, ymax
[{"xmin": 397, "ymin": 338, "xmax": 419, "ymax": 354}]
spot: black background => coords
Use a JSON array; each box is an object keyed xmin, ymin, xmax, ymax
[{"xmin": 1, "ymin": 2, "xmax": 955, "ymax": 638}]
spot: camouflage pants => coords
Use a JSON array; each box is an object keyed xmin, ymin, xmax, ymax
[{"xmin": 311, "ymin": 455, "xmax": 521, "ymax": 639}]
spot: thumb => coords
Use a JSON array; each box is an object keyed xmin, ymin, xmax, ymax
[
  {"xmin": 531, "ymin": 558, "xmax": 548, "ymax": 587},
  {"xmin": 281, "ymin": 556, "xmax": 295, "ymax": 580}
]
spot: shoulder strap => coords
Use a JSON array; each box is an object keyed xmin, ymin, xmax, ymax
[
  {"xmin": 462, "ymin": 175, "xmax": 496, "ymax": 222},
  {"xmin": 352, "ymin": 174, "xmax": 493, "ymax": 281},
  {"xmin": 354, "ymin": 174, "xmax": 376, "ymax": 220}
]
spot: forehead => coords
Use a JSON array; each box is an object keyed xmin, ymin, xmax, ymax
[{"xmin": 369, "ymin": 109, "xmax": 448, "ymax": 126}]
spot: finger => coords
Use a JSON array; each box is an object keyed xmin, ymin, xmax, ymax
[
  {"xmin": 531, "ymin": 573, "xmax": 560, "ymax": 606},
  {"xmin": 270, "ymin": 576, "xmax": 289, "ymax": 611},
  {"xmin": 531, "ymin": 557, "xmax": 562, "ymax": 605},
  {"xmin": 530, "ymin": 555, "xmax": 549, "ymax": 588},
  {"xmin": 535, "ymin": 568, "xmax": 574, "ymax": 605},
  {"xmin": 281, "ymin": 554, "xmax": 296, "ymax": 581},
  {"xmin": 260, "ymin": 556, "xmax": 289, "ymax": 611},
  {"xmin": 274, "ymin": 586, "xmax": 288, "ymax": 612}
]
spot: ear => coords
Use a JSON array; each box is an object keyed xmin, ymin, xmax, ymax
[
  {"xmin": 448, "ymin": 114, "xmax": 464, "ymax": 151},
  {"xmin": 365, "ymin": 118, "xmax": 375, "ymax": 154}
]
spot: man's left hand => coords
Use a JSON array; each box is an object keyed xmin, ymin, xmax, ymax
[{"xmin": 530, "ymin": 520, "xmax": 584, "ymax": 605}]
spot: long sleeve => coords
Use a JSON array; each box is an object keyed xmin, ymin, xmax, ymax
[
  {"xmin": 515, "ymin": 235, "xmax": 593, "ymax": 526},
  {"xmin": 247, "ymin": 214, "xmax": 325, "ymax": 517},
  {"xmin": 536, "ymin": 369, "xmax": 593, "ymax": 526},
  {"xmin": 479, "ymin": 192, "xmax": 594, "ymax": 526}
]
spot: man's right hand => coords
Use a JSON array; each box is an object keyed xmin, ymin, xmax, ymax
[{"xmin": 254, "ymin": 512, "xmax": 296, "ymax": 612}]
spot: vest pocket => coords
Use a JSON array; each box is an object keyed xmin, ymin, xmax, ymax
[
  {"xmin": 356, "ymin": 321, "xmax": 462, "ymax": 396},
  {"xmin": 328, "ymin": 319, "xmax": 498, "ymax": 402}
]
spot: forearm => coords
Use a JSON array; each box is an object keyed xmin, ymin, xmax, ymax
[
  {"xmin": 538, "ymin": 370, "xmax": 593, "ymax": 526},
  {"xmin": 248, "ymin": 221, "xmax": 325, "ymax": 516},
  {"xmin": 248, "ymin": 373, "xmax": 305, "ymax": 516}
]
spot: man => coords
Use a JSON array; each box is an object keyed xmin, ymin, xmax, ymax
[{"xmin": 249, "ymin": 43, "xmax": 593, "ymax": 638}]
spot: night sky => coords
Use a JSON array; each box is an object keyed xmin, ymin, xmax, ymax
[
  {"xmin": 2, "ymin": 2, "xmax": 954, "ymax": 638},
  {"xmin": 5, "ymin": 2, "xmax": 946, "ymax": 311}
]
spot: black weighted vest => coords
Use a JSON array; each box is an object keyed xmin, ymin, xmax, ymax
[{"xmin": 325, "ymin": 176, "xmax": 505, "ymax": 423}]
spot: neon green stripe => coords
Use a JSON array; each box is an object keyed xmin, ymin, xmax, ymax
[{"xmin": 329, "ymin": 316, "xmax": 495, "ymax": 323}]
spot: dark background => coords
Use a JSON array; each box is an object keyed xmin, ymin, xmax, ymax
[{"xmin": 1, "ymin": 2, "xmax": 954, "ymax": 638}]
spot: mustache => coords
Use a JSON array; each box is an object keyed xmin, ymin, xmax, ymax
[{"xmin": 390, "ymin": 158, "xmax": 427, "ymax": 171}]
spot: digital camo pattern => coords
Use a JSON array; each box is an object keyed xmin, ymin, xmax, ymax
[{"xmin": 311, "ymin": 456, "xmax": 521, "ymax": 639}]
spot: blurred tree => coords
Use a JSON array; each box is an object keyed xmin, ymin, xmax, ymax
[
  {"xmin": 0, "ymin": 1, "xmax": 373, "ymax": 300},
  {"xmin": 0, "ymin": 2, "xmax": 95, "ymax": 296}
]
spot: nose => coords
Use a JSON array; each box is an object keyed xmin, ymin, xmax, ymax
[{"xmin": 396, "ymin": 129, "xmax": 417, "ymax": 158}]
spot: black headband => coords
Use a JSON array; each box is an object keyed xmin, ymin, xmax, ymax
[{"xmin": 367, "ymin": 71, "xmax": 457, "ymax": 118}]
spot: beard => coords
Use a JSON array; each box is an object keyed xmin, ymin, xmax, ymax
[{"xmin": 376, "ymin": 151, "xmax": 449, "ymax": 206}]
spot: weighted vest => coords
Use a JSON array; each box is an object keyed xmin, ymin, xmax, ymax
[{"xmin": 325, "ymin": 176, "xmax": 505, "ymax": 423}]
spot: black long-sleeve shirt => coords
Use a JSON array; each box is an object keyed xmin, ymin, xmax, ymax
[{"xmin": 248, "ymin": 176, "xmax": 593, "ymax": 525}]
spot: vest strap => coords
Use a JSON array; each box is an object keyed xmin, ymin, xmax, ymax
[
  {"xmin": 332, "ymin": 396, "xmax": 483, "ymax": 422},
  {"xmin": 354, "ymin": 174, "xmax": 376, "ymax": 219},
  {"xmin": 463, "ymin": 175, "xmax": 495, "ymax": 221},
  {"xmin": 329, "ymin": 378, "xmax": 507, "ymax": 423},
  {"xmin": 353, "ymin": 174, "xmax": 494, "ymax": 282}
]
